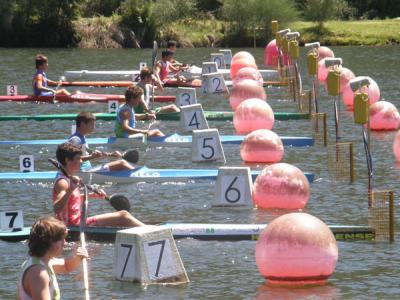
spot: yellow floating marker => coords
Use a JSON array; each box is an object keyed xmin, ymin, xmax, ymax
[
  {"xmin": 354, "ymin": 92, "xmax": 370, "ymax": 124},
  {"xmin": 307, "ymin": 53, "xmax": 318, "ymax": 76},
  {"xmin": 289, "ymin": 40, "xmax": 299, "ymax": 60},
  {"xmin": 327, "ymin": 70, "xmax": 340, "ymax": 96},
  {"xmin": 271, "ymin": 20, "xmax": 278, "ymax": 35}
]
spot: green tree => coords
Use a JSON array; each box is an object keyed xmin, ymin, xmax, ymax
[{"xmin": 303, "ymin": 0, "xmax": 339, "ymax": 27}]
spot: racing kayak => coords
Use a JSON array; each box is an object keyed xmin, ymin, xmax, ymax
[
  {"xmin": 0, "ymin": 167, "xmax": 314, "ymax": 184},
  {"xmin": 0, "ymin": 134, "xmax": 314, "ymax": 148},
  {"xmin": 163, "ymin": 78, "xmax": 287, "ymax": 88},
  {"xmin": 0, "ymin": 111, "xmax": 309, "ymax": 122},
  {"xmin": 0, "ymin": 223, "xmax": 374, "ymax": 242},
  {"xmin": 48, "ymin": 80, "xmax": 135, "ymax": 87},
  {"xmin": 0, "ymin": 93, "xmax": 175, "ymax": 103}
]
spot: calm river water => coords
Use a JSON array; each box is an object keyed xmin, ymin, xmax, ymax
[{"xmin": 0, "ymin": 46, "xmax": 399, "ymax": 299}]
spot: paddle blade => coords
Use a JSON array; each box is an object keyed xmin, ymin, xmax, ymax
[
  {"xmin": 122, "ymin": 149, "xmax": 139, "ymax": 164},
  {"xmin": 108, "ymin": 194, "xmax": 131, "ymax": 212}
]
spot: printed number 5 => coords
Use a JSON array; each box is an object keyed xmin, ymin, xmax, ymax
[{"xmin": 201, "ymin": 137, "xmax": 215, "ymax": 159}]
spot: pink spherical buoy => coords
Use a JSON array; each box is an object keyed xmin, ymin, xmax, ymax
[
  {"xmin": 230, "ymin": 58, "xmax": 258, "ymax": 79},
  {"xmin": 232, "ymin": 67, "xmax": 263, "ymax": 87},
  {"xmin": 342, "ymin": 76, "xmax": 380, "ymax": 110},
  {"xmin": 240, "ymin": 129, "xmax": 283, "ymax": 163},
  {"xmin": 252, "ymin": 163, "xmax": 310, "ymax": 209},
  {"xmin": 369, "ymin": 101, "xmax": 400, "ymax": 131},
  {"xmin": 339, "ymin": 67, "xmax": 356, "ymax": 94},
  {"xmin": 392, "ymin": 130, "xmax": 400, "ymax": 161},
  {"xmin": 232, "ymin": 51, "xmax": 256, "ymax": 64},
  {"xmin": 255, "ymin": 212, "xmax": 338, "ymax": 285},
  {"xmin": 264, "ymin": 39, "xmax": 279, "ymax": 67},
  {"xmin": 234, "ymin": 98, "xmax": 274, "ymax": 134},
  {"xmin": 317, "ymin": 46, "xmax": 334, "ymax": 61},
  {"xmin": 317, "ymin": 58, "xmax": 330, "ymax": 83},
  {"xmin": 229, "ymin": 79, "xmax": 267, "ymax": 111}
]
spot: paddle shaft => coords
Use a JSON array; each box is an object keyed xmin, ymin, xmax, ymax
[{"xmin": 80, "ymin": 186, "xmax": 90, "ymax": 300}]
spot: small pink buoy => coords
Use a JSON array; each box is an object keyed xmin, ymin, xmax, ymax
[
  {"xmin": 392, "ymin": 130, "xmax": 400, "ymax": 161},
  {"xmin": 318, "ymin": 46, "xmax": 334, "ymax": 61},
  {"xmin": 230, "ymin": 58, "xmax": 258, "ymax": 79},
  {"xmin": 232, "ymin": 51, "xmax": 256, "ymax": 64},
  {"xmin": 233, "ymin": 98, "xmax": 274, "ymax": 134},
  {"xmin": 229, "ymin": 79, "xmax": 267, "ymax": 111},
  {"xmin": 369, "ymin": 101, "xmax": 400, "ymax": 131},
  {"xmin": 317, "ymin": 58, "xmax": 330, "ymax": 83},
  {"xmin": 252, "ymin": 163, "xmax": 310, "ymax": 209},
  {"xmin": 240, "ymin": 129, "xmax": 283, "ymax": 163},
  {"xmin": 232, "ymin": 67, "xmax": 263, "ymax": 87},
  {"xmin": 255, "ymin": 212, "xmax": 338, "ymax": 285},
  {"xmin": 339, "ymin": 67, "xmax": 355, "ymax": 93},
  {"xmin": 264, "ymin": 39, "xmax": 279, "ymax": 67},
  {"xmin": 342, "ymin": 76, "xmax": 380, "ymax": 110}
]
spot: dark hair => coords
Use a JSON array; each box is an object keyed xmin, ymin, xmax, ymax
[
  {"xmin": 125, "ymin": 86, "xmax": 143, "ymax": 101},
  {"xmin": 56, "ymin": 142, "xmax": 82, "ymax": 167},
  {"xmin": 140, "ymin": 67, "xmax": 153, "ymax": 80},
  {"xmin": 161, "ymin": 50, "xmax": 174, "ymax": 58},
  {"xmin": 76, "ymin": 112, "xmax": 96, "ymax": 127},
  {"xmin": 167, "ymin": 40, "xmax": 177, "ymax": 49},
  {"xmin": 28, "ymin": 217, "xmax": 67, "ymax": 257},
  {"xmin": 35, "ymin": 54, "xmax": 48, "ymax": 69}
]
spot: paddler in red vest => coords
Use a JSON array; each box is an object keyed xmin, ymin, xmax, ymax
[
  {"xmin": 33, "ymin": 54, "xmax": 70, "ymax": 96},
  {"xmin": 155, "ymin": 50, "xmax": 188, "ymax": 84},
  {"xmin": 17, "ymin": 217, "xmax": 88, "ymax": 300},
  {"xmin": 52, "ymin": 142, "xmax": 145, "ymax": 228}
]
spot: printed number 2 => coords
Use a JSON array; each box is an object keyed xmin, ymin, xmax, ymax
[
  {"xmin": 201, "ymin": 137, "xmax": 215, "ymax": 159},
  {"xmin": 6, "ymin": 212, "xmax": 18, "ymax": 228},
  {"xmin": 225, "ymin": 177, "xmax": 241, "ymax": 203},
  {"xmin": 212, "ymin": 78, "xmax": 221, "ymax": 92},
  {"xmin": 148, "ymin": 240, "xmax": 166, "ymax": 277}
]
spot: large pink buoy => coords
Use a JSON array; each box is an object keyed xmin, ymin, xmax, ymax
[
  {"xmin": 252, "ymin": 163, "xmax": 310, "ymax": 209},
  {"xmin": 317, "ymin": 58, "xmax": 331, "ymax": 83},
  {"xmin": 392, "ymin": 130, "xmax": 400, "ymax": 161},
  {"xmin": 339, "ymin": 67, "xmax": 355, "ymax": 93},
  {"xmin": 232, "ymin": 51, "xmax": 256, "ymax": 64},
  {"xmin": 255, "ymin": 212, "xmax": 338, "ymax": 285},
  {"xmin": 234, "ymin": 98, "xmax": 274, "ymax": 134},
  {"xmin": 318, "ymin": 46, "xmax": 334, "ymax": 61},
  {"xmin": 230, "ymin": 58, "xmax": 258, "ymax": 79},
  {"xmin": 342, "ymin": 76, "xmax": 380, "ymax": 110},
  {"xmin": 240, "ymin": 129, "xmax": 283, "ymax": 163},
  {"xmin": 229, "ymin": 79, "xmax": 267, "ymax": 111},
  {"xmin": 232, "ymin": 67, "xmax": 263, "ymax": 87},
  {"xmin": 369, "ymin": 101, "xmax": 400, "ymax": 131},
  {"xmin": 264, "ymin": 39, "xmax": 279, "ymax": 67}
]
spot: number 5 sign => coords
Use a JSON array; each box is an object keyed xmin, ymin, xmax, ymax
[
  {"xmin": 214, "ymin": 167, "xmax": 253, "ymax": 207},
  {"xmin": 192, "ymin": 129, "xmax": 225, "ymax": 163}
]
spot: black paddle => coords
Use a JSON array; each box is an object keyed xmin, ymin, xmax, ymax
[{"xmin": 48, "ymin": 158, "xmax": 131, "ymax": 212}]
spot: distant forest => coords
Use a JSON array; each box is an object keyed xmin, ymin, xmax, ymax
[{"xmin": 0, "ymin": 0, "xmax": 398, "ymax": 47}]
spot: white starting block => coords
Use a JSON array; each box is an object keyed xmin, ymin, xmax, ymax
[
  {"xmin": 7, "ymin": 85, "xmax": 18, "ymax": 96},
  {"xmin": 192, "ymin": 129, "xmax": 225, "ymax": 163},
  {"xmin": 201, "ymin": 62, "xmax": 218, "ymax": 75},
  {"xmin": 201, "ymin": 72, "xmax": 228, "ymax": 94},
  {"xmin": 0, "ymin": 210, "xmax": 24, "ymax": 231},
  {"xmin": 219, "ymin": 49, "xmax": 232, "ymax": 66},
  {"xmin": 211, "ymin": 53, "xmax": 226, "ymax": 69},
  {"xmin": 214, "ymin": 167, "xmax": 253, "ymax": 207},
  {"xmin": 176, "ymin": 87, "xmax": 197, "ymax": 107},
  {"xmin": 139, "ymin": 62, "xmax": 147, "ymax": 71},
  {"xmin": 19, "ymin": 155, "xmax": 34, "ymax": 172},
  {"xmin": 108, "ymin": 100, "xmax": 119, "ymax": 113},
  {"xmin": 113, "ymin": 225, "xmax": 189, "ymax": 285},
  {"xmin": 180, "ymin": 104, "xmax": 209, "ymax": 132}
]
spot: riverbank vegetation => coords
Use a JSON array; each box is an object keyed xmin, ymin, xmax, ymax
[{"xmin": 0, "ymin": 0, "xmax": 399, "ymax": 48}]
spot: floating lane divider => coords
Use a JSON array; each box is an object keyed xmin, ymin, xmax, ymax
[
  {"xmin": 0, "ymin": 134, "xmax": 314, "ymax": 148},
  {"xmin": 0, "ymin": 223, "xmax": 375, "ymax": 243},
  {"xmin": 0, "ymin": 93, "xmax": 175, "ymax": 103},
  {"xmin": 0, "ymin": 166, "xmax": 314, "ymax": 184},
  {"xmin": 0, "ymin": 111, "xmax": 310, "ymax": 122}
]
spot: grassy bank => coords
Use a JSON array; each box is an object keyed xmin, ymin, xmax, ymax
[
  {"xmin": 290, "ymin": 19, "xmax": 400, "ymax": 46},
  {"xmin": 73, "ymin": 18, "xmax": 400, "ymax": 48}
]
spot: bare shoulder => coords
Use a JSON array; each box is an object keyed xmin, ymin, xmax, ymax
[
  {"xmin": 25, "ymin": 264, "xmax": 50, "ymax": 283},
  {"xmin": 54, "ymin": 177, "xmax": 69, "ymax": 193}
]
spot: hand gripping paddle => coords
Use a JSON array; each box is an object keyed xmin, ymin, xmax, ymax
[{"xmin": 48, "ymin": 158, "xmax": 131, "ymax": 212}]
